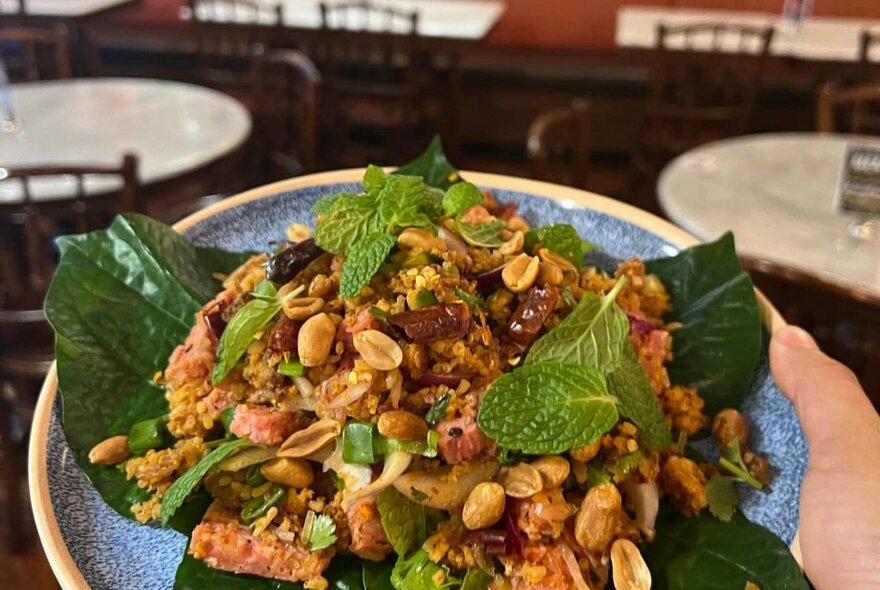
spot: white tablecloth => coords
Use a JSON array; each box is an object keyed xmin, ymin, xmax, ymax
[
  {"xmin": 0, "ymin": 78, "xmax": 252, "ymax": 203},
  {"xmin": 658, "ymin": 133, "xmax": 880, "ymax": 295}
]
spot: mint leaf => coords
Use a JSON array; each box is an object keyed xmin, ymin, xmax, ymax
[
  {"xmin": 455, "ymin": 218, "xmax": 504, "ymax": 248},
  {"xmin": 314, "ymin": 194, "xmax": 381, "ymax": 256},
  {"xmin": 364, "ymin": 164, "xmax": 387, "ymax": 195},
  {"xmin": 376, "ymin": 488, "xmax": 428, "ymax": 556},
  {"xmin": 461, "ymin": 568, "xmax": 492, "ymax": 590},
  {"xmin": 607, "ymin": 345, "xmax": 672, "ymax": 450},
  {"xmin": 442, "ymin": 182, "xmax": 483, "ymax": 217},
  {"xmin": 308, "ymin": 514, "xmax": 337, "ymax": 551},
  {"xmin": 395, "ymin": 135, "xmax": 460, "ymax": 190},
  {"xmin": 391, "ymin": 549, "xmax": 460, "ymax": 590},
  {"xmin": 378, "ymin": 175, "xmax": 442, "ymax": 232},
  {"xmin": 707, "ymin": 472, "xmax": 739, "ymax": 522},
  {"xmin": 212, "ymin": 296, "xmax": 282, "ymax": 384},
  {"xmin": 524, "ymin": 223, "xmax": 591, "ymax": 269},
  {"xmin": 312, "ymin": 192, "xmax": 352, "ymax": 216},
  {"xmin": 477, "ymin": 362, "xmax": 618, "ymax": 454},
  {"xmin": 160, "ymin": 438, "xmax": 253, "ymax": 525},
  {"xmin": 527, "ymin": 278, "xmax": 628, "ymax": 369},
  {"xmin": 340, "ymin": 232, "xmax": 396, "ymax": 298}
]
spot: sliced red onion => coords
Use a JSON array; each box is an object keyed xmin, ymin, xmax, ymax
[
  {"xmin": 504, "ymin": 505, "xmax": 525, "ymax": 558},
  {"xmin": 327, "ymin": 381, "xmax": 371, "ymax": 409},
  {"xmin": 474, "ymin": 265, "xmax": 506, "ymax": 290},
  {"xmin": 627, "ymin": 312, "xmax": 658, "ymax": 337},
  {"xmin": 412, "ymin": 372, "xmax": 469, "ymax": 387},
  {"xmin": 438, "ymin": 227, "xmax": 470, "ymax": 259}
]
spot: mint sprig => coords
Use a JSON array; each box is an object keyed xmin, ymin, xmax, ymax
[
  {"xmin": 339, "ymin": 232, "xmax": 396, "ymax": 298},
  {"xmin": 442, "ymin": 182, "xmax": 483, "ymax": 217},
  {"xmin": 525, "ymin": 223, "xmax": 595, "ymax": 269}
]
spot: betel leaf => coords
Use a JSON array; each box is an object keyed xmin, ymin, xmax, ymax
[
  {"xmin": 606, "ymin": 345, "xmax": 672, "ymax": 450},
  {"xmin": 477, "ymin": 362, "xmax": 618, "ymax": 454},
  {"xmin": 174, "ymin": 554, "xmax": 372, "ymax": 590},
  {"xmin": 442, "ymin": 182, "xmax": 484, "ymax": 217},
  {"xmin": 646, "ymin": 232, "xmax": 761, "ymax": 415},
  {"xmin": 314, "ymin": 193, "xmax": 381, "ymax": 256},
  {"xmin": 527, "ymin": 278, "xmax": 629, "ymax": 369},
  {"xmin": 340, "ymin": 232, "xmax": 397, "ymax": 298},
  {"xmin": 395, "ymin": 135, "xmax": 461, "ymax": 190},
  {"xmin": 44, "ymin": 213, "xmax": 246, "ymax": 524},
  {"xmin": 212, "ymin": 284, "xmax": 283, "ymax": 384},
  {"xmin": 376, "ymin": 487, "xmax": 428, "ymax": 556},
  {"xmin": 455, "ymin": 218, "xmax": 505, "ymax": 248},
  {"xmin": 160, "ymin": 438, "xmax": 253, "ymax": 525},
  {"xmin": 643, "ymin": 505, "xmax": 808, "ymax": 590},
  {"xmin": 524, "ymin": 223, "xmax": 594, "ymax": 269}
]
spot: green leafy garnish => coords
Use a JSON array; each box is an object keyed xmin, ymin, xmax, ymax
[
  {"xmin": 586, "ymin": 463, "xmax": 612, "ymax": 488},
  {"xmin": 442, "ymin": 182, "xmax": 483, "ymax": 217},
  {"xmin": 339, "ymin": 232, "xmax": 397, "ymax": 298},
  {"xmin": 608, "ymin": 450, "xmax": 643, "ymax": 480},
  {"xmin": 391, "ymin": 549, "xmax": 460, "ymax": 590},
  {"xmin": 424, "ymin": 393, "xmax": 451, "ymax": 427},
  {"xmin": 524, "ymin": 223, "xmax": 594, "ymax": 269},
  {"xmin": 477, "ymin": 362, "xmax": 618, "ymax": 454},
  {"xmin": 461, "ymin": 569, "xmax": 492, "ymax": 590},
  {"xmin": 606, "ymin": 345, "xmax": 672, "ymax": 450},
  {"xmin": 308, "ymin": 514, "xmax": 338, "ymax": 552},
  {"xmin": 312, "ymin": 192, "xmax": 352, "ymax": 216},
  {"xmin": 364, "ymin": 164, "xmax": 387, "ymax": 195},
  {"xmin": 160, "ymin": 438, "xmax": 253, "ymax": 525},
  {"xmin": 219, "ymin": 406, "xmax": 236, "ymax": 435},
  {"xmin": 414, "ymin": 289, "xmax": 439, "ymax": 308},
  {"xmin": 376, "ymin": 488, "xmax": 429, "ymax": 556},
  {"xmin": 241, "ymin": 485, "xmax": 285, "ymax": 524},
  {"xmin": 342, "ymin": 422, "xmax": 438, "ymax": 463},
  {"xmin": 560, "ymin": 284, "xmax": 578, "ymax": 307},
  {"xmin": 706, "ymin": 472, "xmax": 739, "ymax": 522},
  {"xmin": 395, "ymin": 135, "xmax": 460, "ymax": 190},
  {"xmin": 378, "ymin": 175, "xmax": 441, "ymax": 232},
  {"xmin": 455, "ymin": 218, "xmax": 505, "ymax": 248},
  {"xmin": 314, "ymin": 193, "xmax": 382, "ymax": 256},
  {"xmin": 453, "ymin": 286, "xmax": 485, "ymax": 309},
  {"xmin": 277, "ymin": 357, "xmax": 304, "ymax": 377},
  {"xmin": 719, "ymin": 438, "xmax": 763, "ymax": 490},
  {"xmin": 128, "ymin": 415, "xmax": 169, "ymax": 455},
  {"xmin": 369, "ymin": 306, "xmax": 389, "ymax": 323}
]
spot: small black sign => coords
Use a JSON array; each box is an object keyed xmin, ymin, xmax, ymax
[{"xmin": 839, "ymin": 145, "xmax": 880, "ymax": 216}]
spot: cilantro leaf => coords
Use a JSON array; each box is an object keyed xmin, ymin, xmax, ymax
[
  {"xmin": 525, "ymin": 223, "xmax": 593, "ymax": 269},
  {"xmin": 376, "ymin": 488, "xmax": 429, "ymax": 556},
  {"xmin": 308, "ymin": 514, "xmax": 337, "ymax": 551},
  {"xmin": 364, "ymin": 164, "xmax": 387, "ymax": 195},
  {"xmin": 707, "ymin": 472, "xmax": 739, "ymax": 522},
  {"xmin": 339, "ymin": 232, "xmax": 396, "ymax": 298},
  {"xmin": 442, "ymin": 182, "xmax": 483, "ymax": 217},
  {"xmin": 477, "ymin": 362, "xmax": 618, "ymax": 454},
  {"xmin": 455, "ymin": 218, "xmax": 504, "ymax": 248},
  {"xmin": 314, "ymin": 194, "xmax": 381, "ymax": 256}
]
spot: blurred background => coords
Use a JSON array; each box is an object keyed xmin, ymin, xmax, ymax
[{"xmin": 1, "ymin": 0, "xmax": 879, "ymax": 587}]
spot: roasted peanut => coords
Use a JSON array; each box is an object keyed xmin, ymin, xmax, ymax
[
  {"xmin": 353, "ymin": 329, "xmax": 403, "ymax": 371},
  {"xmin": 505, "ymin": 215, "xmax": 530, "ymax": 233},
  {"xmin": 498, "ymin": 230, "xmax": 524, "ymax": 256},
  {"xmin": 298, "ymin": 313, "xmax": 336, "ymax": 366},
  {"xmin": 498, "ymin": 462, "xmax": 543, "ymax": 498},
  {"xmin": 462, "ymin": 482, "xmax": 506, "ymax": 530},
  {"xmin": 712, "ymin": 408, "xmax": 749, "ymax": 449},
  {"xmin": 397, "ymin": 228, "xmax": 447, "ymax": 252},
  {"xmin": 278, "ymin": 419, "xmax": 342, "ymax": 458},
  {"xmin": 575, "ymin": 483, "xmax": 623, "ymax": 553},
  {"xmin": 88, "ymin": 435, "xmax": 131, "ymax": 465},
  {"xmin": 377, "ymin": 410, "xmax": 429, "ymax": 441},
  {"xmin": 282, "ymin": 296, "xmax": 325, "ymax": 321},
  {"xmin": 309, "ymin": 274, "xmax": 335, "ymax": 298},
  {"xmin": 261, "ymin": 457, "xmax": 314, "ymax": 488},
  {"xmin": 569, "ymin": 440, "xmax": 601, "ymax": 463},
  {"xmin": 286, "ymin": 223, "xmax": 311, "ymax": 242},
  {"xmin": 537, "ymin": 247, "xmax": 577, "ymax": 274},
  {"xmin": 610, "ymin": 539, "xmax": 651, "ymax": 590},
  {"xmin": 502, "ymin": 254, "xmax": 540, "ymax": 293},
  {"xmin": 531, "ymin": 456, "xmax": 571, "ymax": 489},
  {"xmin": 535, "ymin": 261, "xmax": 564, "ymax": 287}
]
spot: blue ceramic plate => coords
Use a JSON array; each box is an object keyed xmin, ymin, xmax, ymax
[{"xmin": 30, "ymin": 171, "xmax": 806, "ymax": 590}]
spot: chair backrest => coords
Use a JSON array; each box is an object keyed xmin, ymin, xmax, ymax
[
  {"xmin": 637, "ymin": 23, "xmax": 774, "ymax": 168},
  {"xmin": 0, "ymin": 155, "xmax": 141, "ymax": 311},
  {"xmin": 741, "ymin": 256, "xmax": 880, "ymax": 405},
  {"xmin": 860, "ymin": 29, "xmax": 880, "ymax": 69},
  {"xmin": 0, "ymin": 24, "xmax": 71, "ymax": 82},
  {"xmin": 817, "ymin": 82, "xmax": 880, "ymax": 134},
  {"xmin": 254, "ymin": 49, "xmax": 321, "ymax": 179},
  {"xmin": 527, "ymin": 98, "xmax": 592, "ymax": 189}
]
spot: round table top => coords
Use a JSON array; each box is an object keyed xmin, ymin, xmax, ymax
[
  {"xmin": 658, "ymin": 132, "xmax": 880, "ymax": 296},
  {"xmin": 0, "ymin": 78, "xmax": 252, "ymax": 204}
]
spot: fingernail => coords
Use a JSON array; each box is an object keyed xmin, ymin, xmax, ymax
[{"xmin": 775, "ymin": 325, "xmax": 817, "ymax": 350}]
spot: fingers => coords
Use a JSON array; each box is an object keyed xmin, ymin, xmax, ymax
[{"xmin": 770, "ymin": 325, "xmax": 880, "ymax": 472}]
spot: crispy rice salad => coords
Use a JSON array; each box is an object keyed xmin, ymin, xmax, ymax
[{"xmin": 87, "ymin": 167, "xmax": 772, "ymax": 590}]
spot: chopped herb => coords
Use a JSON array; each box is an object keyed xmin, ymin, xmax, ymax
[
  {"xmin": 455, "ymin": 217, "xmax": 505, "ymax": 248},
  {"xmin": 560, "ymin": 285, "xmax": 578, "ymax": 308},
  {"xmin": 219, "ymin": 405, "xmax": 236, "ymax": 435},
  {"xmin": 707, "ymin": 471, "xmax": 739, "ymax": 522},
  {"xmin": 719, "ymin": 438, "xmax": 764, "ymax": 490},
  {"xmin": 453, "ymin": 286, "xmax": 485, "ymax": 309},
  {"xmin": 277, "ymin": 357, "xmax": 304, "ymax": 377},
  {"xmin": 410, "ymin": 487, "xmax": 429, "ymax": 502},
  {"xmin": 308, "ymin": 514, "xmax": 337, "ymax": 552},
  {"xmin": 245, "ymin": 463, "xmax": 267, "ymax": 487},
  {"xmin": 424, "ymin": 393, "xmax": 451, "ymax": 427},
  {"xmin": 442, "ymin": 182, "xmax": 484, "ymax": 217},
  {"xmin": 415, "ymin": 289, "xmax": 439, "ymax": 308},
  {"xmin": 128, "ymin": 415, "xmax": 168, "ymax": 455},
  {"xmin": 241, "ymin": 485, "xmax": 285, "ymax": 524},
  {"xmin": 369, "ymin": 306, "xmax": 389, "ymax": 323}
]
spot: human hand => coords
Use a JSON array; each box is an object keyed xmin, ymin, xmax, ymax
[{"xmin": 770, "ymin": 325, "xmax": 880, "ymax": 590}]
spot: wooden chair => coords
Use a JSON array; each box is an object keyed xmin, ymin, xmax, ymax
[
  {"xmin": 0, "ymin": 24, "xmax": 71, "ymax": 82},
  {"xmin": 860, "ymin": 30, "xmax": 880, "ymax": 71},
  {"xmin": 254, "ymin": 49, "xmax": 321, "ymax": 180},
  {"xmin": 817, "ymin": 82, "xmax": 880, "ymax": 134},
  {"xmin": 527, "ymin": 98, "xmax": 592, "ymax": 189},
  {"xmin": 631, "ymin": 23, "xmax": 774, "ymax": 188},
  {"xmin": 312, "ymin": 0, "xmax": 434, "ymax": 167},
  {"xmin": 741, "ymin": 256, "xmax": 880, "ymax": 408}
]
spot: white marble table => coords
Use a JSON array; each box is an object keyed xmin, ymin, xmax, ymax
[
  {"xmin": 183, "ymin": 0, "xmax": 505, "ymax": 40},
  {"xmin": 0, "ymin": 0, "xmax": 133, "ymax": 17},
  {"xmin": 617, "ymin": 6, "xmax": 880, "ymax": 63},
  {"xmin": 658, "ymin": 132, "xmax": 880, "ymax": 295},
  {"xmin": 0, "ymin": 78, "xmax": 252, "ymax": 203}
]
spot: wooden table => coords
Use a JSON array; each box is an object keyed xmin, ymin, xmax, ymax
[
  {"xmin": 0, "ymin": 78, "xmax": 252, "ymax": 203},
  {"xmin": 658, "ymin": 132, "xmax": 880, "ymax": 295},
  {"xmin": 0, "ymin": 0, "xmax": 134, "ymax": 17}
]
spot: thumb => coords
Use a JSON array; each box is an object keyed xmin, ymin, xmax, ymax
[{"xmin": 769, "ymin": 325, "xmax": 880, "ymax": 473}]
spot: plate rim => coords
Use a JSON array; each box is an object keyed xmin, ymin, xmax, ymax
[{"xmin": 28, "ymin": 169, "xmax": 792, "ymax": 590}]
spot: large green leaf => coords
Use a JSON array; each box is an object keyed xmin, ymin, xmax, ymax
[
  {"xmin": 643, "ymin": 505, "xmax": 807, "ymax": 590},
  {"xmin": 395, "ymin": 136, "xmax": 461, "ymax": 190},
  {"xmin": 44, "ymin": 213, "xmax": 251, "ymax": 523},
  {"xmin": 646, "ymin": 232, "xmax": 762, "ymax": 415}
]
